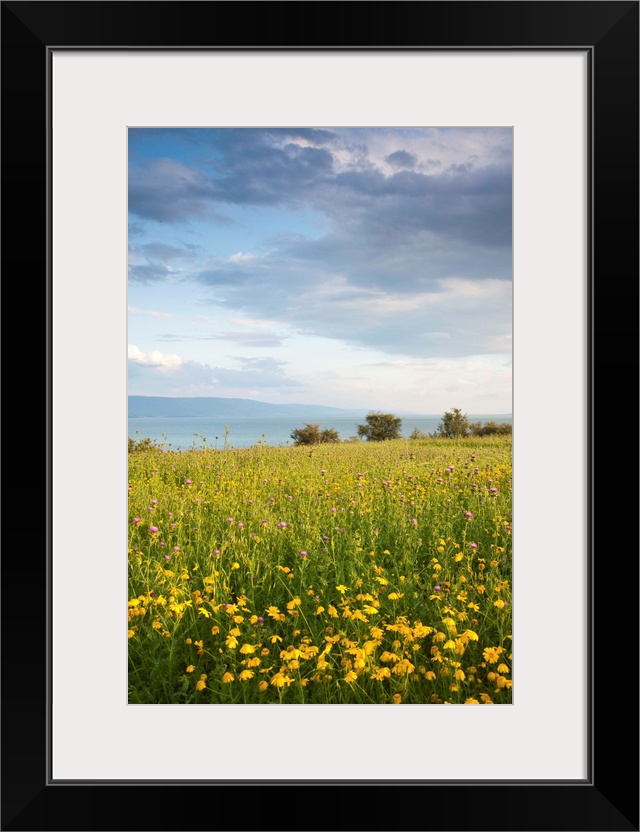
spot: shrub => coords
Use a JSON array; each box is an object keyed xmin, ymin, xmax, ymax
[
  {"xmin": 470, "ymin": 420, "xmax": 512, "ymax": 437},
  {"xmin": 291, "ymin": 423, "xmax": 340, "ymax": 445},
  {"xmin": 436, "ymin": 408, "xmax": 471, "ymax": 438},
  {"xmin": 356, "ymin": 411, "xmax": 402, "ymax": 442},
  {"xmin": 409, "ymin": 427, "xmax": 429, "ymax": 440},
  {"xmin": 128, "ymin": 436, "xmax": 161, "ymax": 454}
]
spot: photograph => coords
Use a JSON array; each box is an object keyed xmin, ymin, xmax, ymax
[
  {"xmin": 127, "ymin": 126, "xmax": 514, "ymax": 705},
  {"xmin": 2, "ymin": 0, "xmax": 637, "ymax": 829}
]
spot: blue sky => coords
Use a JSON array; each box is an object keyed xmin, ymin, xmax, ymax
[{"xmin": 128, "ymin": 127, "xmax": 512, "ymax": 413}]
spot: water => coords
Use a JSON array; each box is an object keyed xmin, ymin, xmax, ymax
[{"xmin": 128, "ymin": 414, "xmax": 512, "ymax": 451}]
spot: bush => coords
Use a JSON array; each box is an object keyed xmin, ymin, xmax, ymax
[
  {"xmin": 409, "ymin": 427, "xmax": 429, "ymax": 440},
  {"xmin": 470, "ymin": 420, "xmax": 512, "ymax": 437},
  {"xmin": 436, "ymin": 408, "xmax": 471, "ymax": 438},
  {"xmin": 291, "ymin": 423, "xmax": 340, "ymax": 445},
  {"xmin": 128, "ymin": 436, "xmax": 161, "ymax": 454},
  {"xmin": 356, "ymin": 411, "xmax": 402, "ymax": 442}
]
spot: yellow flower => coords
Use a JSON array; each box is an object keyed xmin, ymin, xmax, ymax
[
  {"xmin": 392, "ymin": 693, "xmax": 402, "ymax": 704},
  {"xmin": 336, "ymin": 585, "xmax": 348, "ymax": 594},
  {"xmin": 392, "ymin": 659, "xmax": 415, "ymax": 676},
  {"xmin": 371, "ymin": 667, "xmax": 391, "ymax": 681},
  {"xmin": 239, "ymin": 643, "xmax": 256, "ymax": 654},
  {"xmin": 425, "ymin": 671, "xmax": 436, "ymax": 681},
  {"xmin": 127, "ymin": 629, "xmax": 136, "ymax": 638},
  {"xmin": 493, "ymin": 599, "xmax": 506, "ymax": 609},
  {"xmin": 454, "ymin": 669, "xmax": 466, "ymax": 681},
  {"xmin": 239, "ymin": 670, "xmax": 254, "ymax": 681},
  {"xmin": 258, "ymin": 680, "xmax": 268, "ymax": 692},
  {"xmin": 270, "ymin": 672, "xmax": 293, "ymax": 688},
  {"xmin": 222, "ymin": 672, "xmax": 234, "ymax": 684},
  {"xmin": 497, "ymin": 663, "xmax": 510, "ymax": 674},
  {"xmin": 465, "ymin": 698, "xmax": 480, "ymax": 704},
  {"xmin": 454, "ymin": 553, "xmax": 464, "ymax": 562},
  {"xmin": 196, "ymin": 680, "xmax": 206, "ymax": 692},
  {"xmin": 344, "ymin": 671, "xmax": 358, "ymax": 683},
  {"xmin": 483, "ymin": 647, "xmax": 501, "ymax": 663},
  {"xmin": 269, "ymin": 635, "xmax": 282, "ymax": 644},
  {"xmin": 186, "ymin": 665, "xmax": 196, "ymax": 673},
  {"xmin": 315, "ymin": 605, "xmax": 325, "ymax": 615},
  {"xmin": 231, "ymin": 562, "xmax": 240, "ymax": 570},
  {"xmin": 225, "ymin": 635, "xmax": 238, "ymax": 649},
  {"xmin": 328, "ymin": 605, "xmax": 338, "ymax": 618},
  {"xmin": 211, "ymin": 626, "xmax": 220, "ymax": 635}
]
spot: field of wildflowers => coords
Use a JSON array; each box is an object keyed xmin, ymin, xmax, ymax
[{"xmin": 128, "ymin": 436, "xmax": 512, "ymax": 704}]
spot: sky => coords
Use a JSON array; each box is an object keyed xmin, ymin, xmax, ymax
[{"xmin": 128, "ymin": 127, "xmax": 512, "ymax": 413}]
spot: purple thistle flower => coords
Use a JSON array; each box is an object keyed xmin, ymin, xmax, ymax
[
  {"xmin": 469, "ymin": 542, "xmax": 478, "ymax": 549},
  {"xmin": 299, "ymin": 551, "xmax": 308, "ymax": 558},
  {"xmin": 434, "ymin": 585, "xmax": 441, "ymax": 592},
  {"xmin": 465, "ymin": 511, "xmax": 473, "ymax": 519},
  {"xmin": 133, "ymin": 518, "xmax": 141, "ymax": 525},
  {"xmin": 149, "ymin": 526, "xmax": 159, "ymax": 534}
]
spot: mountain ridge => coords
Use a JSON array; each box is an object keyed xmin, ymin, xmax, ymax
[{"xmin": 128, "ymin": 395, "xmax": 366, "ymax": 419}]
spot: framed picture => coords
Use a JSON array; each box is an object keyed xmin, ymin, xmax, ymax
[{"xmin": 2, "ymin": 2, "xmax": 637, "ymax": 830}]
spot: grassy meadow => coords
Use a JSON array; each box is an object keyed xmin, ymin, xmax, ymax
[{"xmin": 128, "ymin": 436, "xmax": 512, "ymax": 704}]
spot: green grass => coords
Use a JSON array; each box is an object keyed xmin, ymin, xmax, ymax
[{"xmin": 128, "ymin": 436, "xmax": 512, "ymax": 704}]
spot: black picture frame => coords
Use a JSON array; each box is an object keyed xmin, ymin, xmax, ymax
[{"xmin": 2, "ymin": 2, "xmax": 638, "ymax": 830}]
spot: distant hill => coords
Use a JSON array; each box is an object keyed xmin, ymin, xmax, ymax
[{"xmin": 128, "ymin": 396, "xmax": 364, "ymax": 419}]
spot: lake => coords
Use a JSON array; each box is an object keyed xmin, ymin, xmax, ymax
[{"xmin": 128, "ymin": 413, "xmax": 513, "ymax": 451}]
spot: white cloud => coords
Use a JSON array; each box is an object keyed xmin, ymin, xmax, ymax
[
  {"xmin": 128, "ymin": 344, "xmax": 183, "ymax": 369},
  {"xmin": 128, "ymin": 306, "xmax": 173, "ymax": 319},
  {"xmin": 229, "ymin": 252, "xmax": 254, "ymax": 264}
]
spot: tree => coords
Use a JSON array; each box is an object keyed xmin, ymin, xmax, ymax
[
  {"xmin": 436, "ymin": 408, "xmax": 471, "ymax": 438},
  {"xmin": 291, "ymin": 423, "xmax": 340, "ymax": 445},
  {"xmin": 470, "ymin": 420, "xmax": 512, "ymax": 437},
  {"xmin": 409, "ymin": 427, "xmax": 429, "ymax": 440},
  {"xmin": 356, "ymin": 411, "xmax": 402, "ymax": 442}
]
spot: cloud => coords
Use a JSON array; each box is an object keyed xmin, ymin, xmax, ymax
[
  {"xmin": 128, "ymin": 344, "xmax": 183, "ymax": 368},
  {"xmin": 128, "ymin": 306, "xmax": 173, "ymax": 319},
  {"xmin": 128, "ymin": 346, "xmax": 300, "ymax": 396},
  {"xmin": 385, "ymin": 149, "xmax": 418, "ymax": 170},
  {"xmin": 157, "ymin": 330, "xmax": 286, "ymax": 347},
  {"xmin": 129, "ymin": 128, "xmax": 512, "ymax": 361}
]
